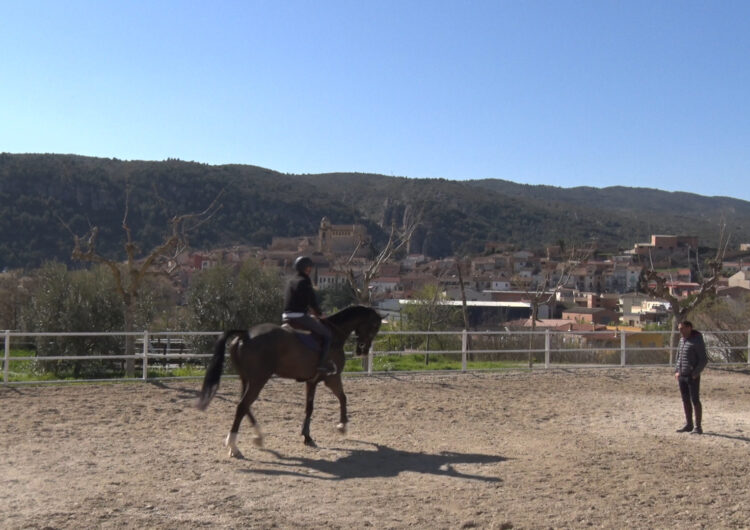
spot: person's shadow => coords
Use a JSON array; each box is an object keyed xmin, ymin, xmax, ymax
[
  {"xmin": 702, "ymin": 431, "xmax": 750, "ymax": 443},
  {"xmin": 238, "ymin": 440, "xmax": 505, "ymax": 482}
]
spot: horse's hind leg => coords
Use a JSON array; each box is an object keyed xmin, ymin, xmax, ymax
[
  {"xmin": 301, "ymin": 381, "xmax": 319, "ymax": 447},
  {"xmin": 225, "ymin": 379, "xmax": 264, "ymax": 458},
  {"xmin": 324, "ymin": 375, "xmax": 348, "ymax": 434},
  {"xmin": 245, "ymin": 408, "xmax": 263, "ymax": 447}
]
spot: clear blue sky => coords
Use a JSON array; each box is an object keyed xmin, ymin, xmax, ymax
[{"xmin": 2, "ymin": 1, "xmax": 749, "ymax": 200}]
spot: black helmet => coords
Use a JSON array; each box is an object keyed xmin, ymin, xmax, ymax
[{"xmin": 294, "ymin": 256, "xmax": 313, "ymax": 273}]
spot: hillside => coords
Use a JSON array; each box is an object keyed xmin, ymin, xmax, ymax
[{"xmin": 1, "ymin": 153, "xmax": 749, "ymax": 270}]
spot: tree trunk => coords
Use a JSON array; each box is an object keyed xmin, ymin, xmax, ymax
[
  {"xmin": 456, "ymin": 262, "xmax": 472, "ymax": 361},
  {"xmin": 529, "ymin": 304, "xmax": 538, "ymax": 369},
  {"xmin": 668, "ymin": 315, "xmax": 677, "ymax": 366},
  {"xmin": 124, "ymin": 301, "xmax": 136, "ymax": 377}
]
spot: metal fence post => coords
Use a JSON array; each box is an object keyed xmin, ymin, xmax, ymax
[
  {"xmin": 142, "ymin": 331, "xmax": 149, "ymax": 381},
  {"xmin": 544, "ymin": 329, "xmax": 550, "ymax": 369},
  {"xmin": 461, "ymin": 329, "xmax": 468, "ymax": 372},
  {"xmin": 3, "ymin": 330, "xmax": 9, "ymax": 384},
  {"xmin": 620, "ymin": 331, "xmax": 627, "ymax": 366}
]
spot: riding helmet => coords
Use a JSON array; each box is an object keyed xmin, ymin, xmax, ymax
[{"xmin": 294, "ymin": 256, "xmax": 313, "ymax": 273}]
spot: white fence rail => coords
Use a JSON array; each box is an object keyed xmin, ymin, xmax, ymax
[{"xmin": 3, "ymin": 328, "xmax": 750, "ymax": 385}]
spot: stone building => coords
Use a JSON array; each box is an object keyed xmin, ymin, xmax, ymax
[{"xmin": 317, "ymin": 217, "xmax": 370, "ymax": 256}]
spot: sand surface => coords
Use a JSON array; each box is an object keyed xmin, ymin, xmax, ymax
[{"xmin": 3, "ymin": 367, "xmax": 750, "ymax": 529}]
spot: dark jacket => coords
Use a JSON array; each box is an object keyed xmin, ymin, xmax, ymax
[
  {"xmin": 283, "ymin": 272, "xmax": 322, "ymax": 316},
  {"xmin": 676, "ymin": 330, "xmax": 708, "ymax": 377}
]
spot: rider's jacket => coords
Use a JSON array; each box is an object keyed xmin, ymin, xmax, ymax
[{"xmin": 283, "ymin": 272, "xmax": 322, "ymax": 318}]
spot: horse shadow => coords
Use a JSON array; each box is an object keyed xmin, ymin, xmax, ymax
[
  {"xmin": 149, "ymin": 379, "xmax": 240, "ymax": 405},
  {"xmin": 239, "ymin": 440, "xmax": 505, "ymax": 482}
]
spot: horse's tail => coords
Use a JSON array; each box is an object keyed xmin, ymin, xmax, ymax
[{"xmin": 195, "ymin": 330, "xmax": 249, "ymax": 411}]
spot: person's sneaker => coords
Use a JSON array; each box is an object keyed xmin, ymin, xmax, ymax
[
  {"xmin": 690, "ymin": 427, "xmax": 703, "ymax": 435},
  {"xmin": 676, "ymin": 424, "xmax": 694, "ymax": 433}
]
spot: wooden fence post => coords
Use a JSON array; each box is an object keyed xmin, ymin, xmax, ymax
[
  {"xmin": 367, "ymin": 344, "xmax": 373, "ymax": 375},
  {"xmin": 461, "ymin": 330, "xmax": 468, "ymax": 372},
  {"xmin": 3, "ymin": 330, "xmax": 9, "ymax": 384},
  {"xmin": 142, "ymin": 331, "xmax": 149, "ymax": 381}
]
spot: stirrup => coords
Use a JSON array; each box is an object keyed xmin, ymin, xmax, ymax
[{"xmin": 317, "ymin": 361, "xmax": 336, "ymax": 376}]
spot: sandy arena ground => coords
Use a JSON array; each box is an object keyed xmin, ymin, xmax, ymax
[{"xmin": 2, "ymin": 366, "xmax": 750, "ymax": 529}]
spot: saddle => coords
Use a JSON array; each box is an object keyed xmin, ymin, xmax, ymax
[{"xmin": 281, "ymin": 320, "xmax": 321, "ymax": 352}]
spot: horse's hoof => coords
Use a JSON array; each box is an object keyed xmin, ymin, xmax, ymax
[
  {"xmin": 252, "ymin": 435, "xmax": 264, "ymax": 448},
  {"xmin": 336, "ymin": 422, "xmax": 347, "ymax": 434},
  {"xmin": 228, "ymin": 447, "xmax": 244, "ymax": 459},
  {"xmin": 304, "ymin": 438, "xmax": 317, "ymax": 447}
]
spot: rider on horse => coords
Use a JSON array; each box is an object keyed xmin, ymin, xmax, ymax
[{"xmin": 283, "ymin": 256, "xmax": 334, "ymax": 375}]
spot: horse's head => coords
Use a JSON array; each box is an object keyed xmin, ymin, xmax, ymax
[{"xmin": 354, "ymin": 308, "xmax": 382, "ymax": 355}]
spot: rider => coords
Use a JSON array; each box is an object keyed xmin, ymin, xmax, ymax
[{"xmin": 282, "ymin": 256, "xmax": 334, "ymax": 375}]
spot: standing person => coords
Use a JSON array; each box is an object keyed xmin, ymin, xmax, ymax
[
  {"xmin": 282, "ymin": 256, "xmax": 334, "ymax": 375},
  {"xmin": 674, "ymin": 320, "xmax": 708, "ymax": 434}
]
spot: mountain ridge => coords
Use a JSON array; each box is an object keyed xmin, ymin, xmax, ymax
[{"xmin": 1, "ymin": 153, "xmax": 748, "ymax": 270}]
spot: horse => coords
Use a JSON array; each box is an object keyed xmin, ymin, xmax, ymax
[{"xmin": 195, "ymin": 305, "xmax": 382, "ymax": 457}]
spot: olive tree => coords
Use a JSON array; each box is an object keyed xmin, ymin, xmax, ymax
[
  {"xmin": 27, "ymin": 263, "xmax": 124, "ymax": 377},
  {"xmin": 402, "ymin": 283, "xmax": 463, "ymax": 365},
  {"xmin": 184, "ymin": 259, "xmax": 283, "ymax": 331}
]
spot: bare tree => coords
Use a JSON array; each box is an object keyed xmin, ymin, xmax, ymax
[
  {"xmin": 513, "ymin": 243, "xmax": 594, "ymax": 368},
  {"xmin": 690, "ymin": 294, "xmax": 750, "ymax": 362},
  {"xmin": 344, "ymin": 215, "xmax": 419, "ymax": 306},
  {"xmin": 64, "ymin": 186, "xmax": 222, "ymax": 376},
  {"xmin": 639, "ymin": 225, "xmax": 729, "ymax": 363},
  {"xmin": 456, "ymin": 258, "xmax": 471, "ymax": 331}
]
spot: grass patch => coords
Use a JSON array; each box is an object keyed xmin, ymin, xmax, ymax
[
  {"xmin": 364, "ymin": 353, "xmax": 526, "ymax": 372},
  {"xmin": 3, "ymin": 350, "xmax": 528, "ymax": 383},
  {"xmin": 146, "ymin": 365, "xmax": 206, "ymax": 378}
]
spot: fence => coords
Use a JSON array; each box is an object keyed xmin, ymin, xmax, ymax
[{"xmin": 3, "ymin": 328, "xmax": 750, "ymax": 385}]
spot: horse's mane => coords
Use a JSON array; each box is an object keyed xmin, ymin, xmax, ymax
[{"xmin": 326, "ymin": 305, "xmax": 378, "ymax": 326}]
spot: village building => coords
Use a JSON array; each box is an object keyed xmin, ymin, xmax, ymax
[
  {"xmin": 728, "ymin": 270, "xmax": 750, "ymax": 289},
  {"xmin": 630, "ymin": 234, "xmax": 699, "ymax": 256},
  {"xmin": 561, "ymin": 307, "xmax": 618, "ymax": 325}
]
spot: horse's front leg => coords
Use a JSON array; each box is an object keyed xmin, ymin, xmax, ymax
[
  {"xmin": 324, "ymin": 374, "xmax": 348, "ymax": 434},
  {"xmin": 301, "ymin": 381, "xmax": 319, "ymax": 447}
]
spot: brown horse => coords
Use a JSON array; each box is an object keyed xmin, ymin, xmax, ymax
[{"xmin": 195, "ymin": 305, "xmax": 381, "ymax": 457}]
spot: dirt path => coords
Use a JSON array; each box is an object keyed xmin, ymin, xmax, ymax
[{"xmin": 3, "ymin": 367, "xmax": 750, "ymax": 529}]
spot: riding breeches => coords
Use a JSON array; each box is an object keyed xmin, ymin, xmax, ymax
[{"xmin": 288, "ymin": 314, "xmax": 331, "ymax": 353}]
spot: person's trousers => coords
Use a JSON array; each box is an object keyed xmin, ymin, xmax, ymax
[{"xmin": 678, "ymin": 375, "xmax": 702, "ymax": 427}]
